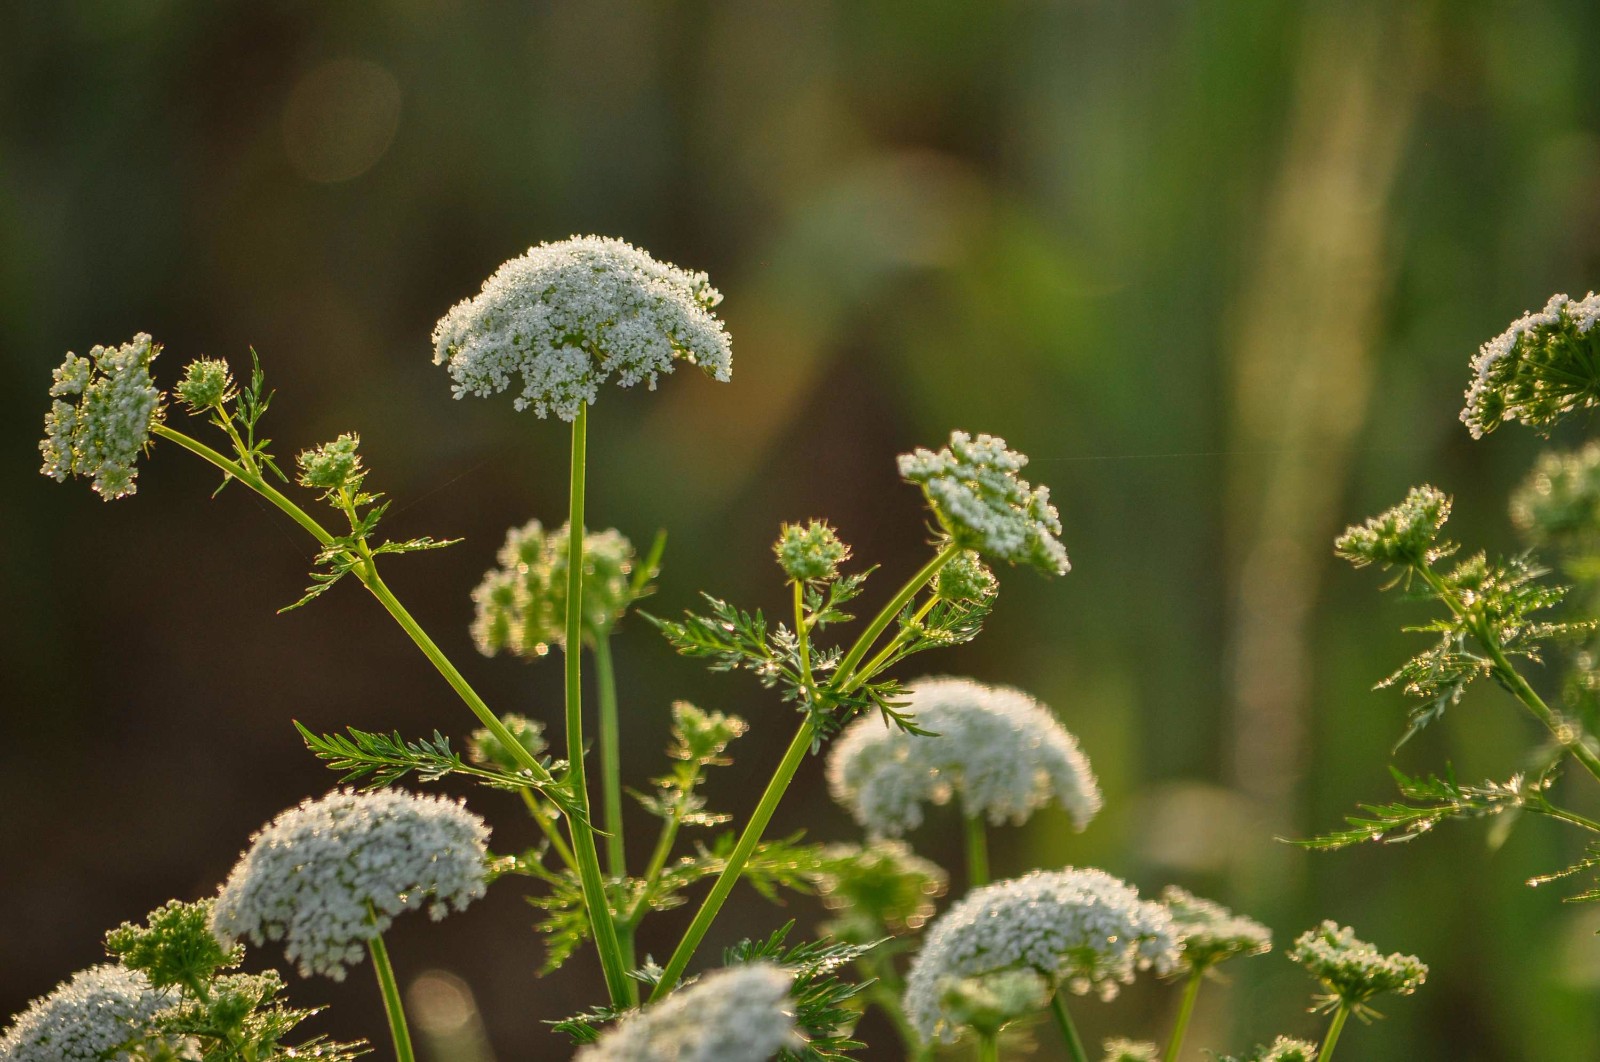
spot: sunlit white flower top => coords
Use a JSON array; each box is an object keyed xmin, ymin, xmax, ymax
[
  {"xmin": 39, "ymin": 333, "xmax": 163, "ymax": 500},
  {"xmin": 1162, "ymin": 886, "xmax": 1272, "ymax": 972},
  {"xmin": 1287, "ymin": 921, "xmax": 1427, "ymax": 1009},
  {"xmin": 1462, "ymin": 291, "xmax": 1600, "ymax": 438},
  {"xmin": 1258, "ymin": 1038, "xmax": 1318, "ymax": 1062},
  {"xmin": 577, "ymin": 963, "xmax": 799, "ymax": 1062},
  {"xmin": 898, "ymin": 432, "xmax": 1069, "ymax": 575},
  {"xmin": 903, "ymin": 868, "xmax": 1180, "ymax": 1042},
  {"xmin": 1101, "ymin": 1040, "xmax": 1160, "ymax": 1062},
  {"xmin": 431, "ymin": 236, "xmax": 732, "ymax": 420},
  {"xmin": 211, "ymin": 789, "xmax": 490, "ymax": 980},
  {"xmin": 827, "ymin": 677, "xmax": 1101, "ymax": 836},
  {"xmin": 0, "ymin": 964, "xmax": 170, "ymax": 1061}
]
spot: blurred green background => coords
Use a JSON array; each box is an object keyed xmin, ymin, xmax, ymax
[{"xmin": 5, "ymin": 2, "xmax": 1600, "ymax": 1058}]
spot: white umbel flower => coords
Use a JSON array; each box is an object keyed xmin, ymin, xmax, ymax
[
  {"xmin": 577, "ymin": 963, "xmax": 800, "ymax": 1062},
  {"xmin": 903, "ymin": 868, "xmax": 1180, "ymax": 1042},
  {"xmin": 1462, "ymin": 291, "xmax": 1600, "ymax": 438},
  {"xmin": 38, "ymin": 333, "xmax": 163, "ymax": 500},
  {"xmin": 898, "ymin": 431, "xmax": 1069, "ymax": 575},
  {"xmin": 431, "ymin": 235, "xmax": 732, "ymax": 420},
  {"xmin": 211, "ymin": 789, "xmax": 490, "ymax": 980},
  {"xmin": 827, "ymin": 677, "xmax": 1102, "ymax": 836},
  {"xmin": 0, "ymin": 964, "xmax": 171, "ymax": 1061}
]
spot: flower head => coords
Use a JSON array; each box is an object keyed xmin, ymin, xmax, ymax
[
  {"xmin": 810, "ymin": 841, "xmax": 948, "ymax": 942},
  {"xmin": 1220, "ymin": 1037, "xmax": 1320, "ymax": 1062},
  {"xmin": 933, "ymin": 549, "xmax": 998, "ymax": 603},
  {"xmin": 1511, "ymin": 441, "xmax": 1600, "ymax": 551},
  {"xmin": 898, "ymin": 431, "xmax": 1069, "ymax": 576},
  {"xmin": 0, "ymin": 964, "xmax": 172, "ymax": 1061},
  {"xmin": 471, "ymin": 520, "xmax": 638, "ymax": 656},
  {"xmin": 1102, "ymin": 1040, "xmax": 1160, "ymax": 1062},
  {"xmin": 466, "ymin": 713, "xmax": 549, "ymax": 772},
  {"xmin": 903, "ymin": 868, "xmax": 1180, "ymax": 1041},
  {"xmin": 296, "ymin": 434, "xmax": 367, "ymax": 496},
  {"xmin": 1161, "ymin": 886, "xmax": 1272, "ymax": 973},
  {"xmin": 774, "ymin": 520, "xmax": 851, "ymax": 584},
  {"xmin": 431, "ymin": 235, "xmax": 732, "ymax": 420},
  {"xmin": 39, "ymin": 333, "xmax": 164, "ymax": 500},
  {"xmin": 1288, "ymin": 921, "xmax": 1427, "ymax": 1013},
  {"xmin": 1333, "ymin": 485, "xmax": 1451, "ymax": 570},
  {"xmin": 936, "ymin": 969, "xmax": 1050, "ymax": 1038},
  {"xmin": 577, "ymin": 962, "xmax": 799, "ymax": 1062},
  {"xmin": 211, "ymin": 788, "xmax": 490, "ymax": 980},
  {"xmin": 1462, "ymin": 292, "xmax": 1600, "ymax": 438},
  {"xmin": 176, "ymin": 357, "xmax": 236, "ymax": 411},
  {"xmin": 827, "ymin": 677, "xmax": 1102, "ymax": 836}
]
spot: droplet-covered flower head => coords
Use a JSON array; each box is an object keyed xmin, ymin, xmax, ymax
[
  {"xmin": 827, "ymin": 677, "xmax": 1102, "ymax": 836},
  {"xmin": 810, "ymin": 840, "xmax": 948, "ymax": 942},
  {"xmin": 432, "ymin": 235, "xmax": 732, "ymax": 420},
  {"xmin": 1511, "ymin": 441, "xmax": 1600, "ymax": 553},
  {"xmin": 211, "ymin": 788, "xmax": 490, "ymax": 980},
  {"xmin": 0, "ymin": 964, "xmax": 171, "ymax": 1061},
  {"xmin": 1162, "ymin": 886, "xmax": 1272, "ymax": 973},
  {"xmin": 903, "ymin": 867, "xmax": 1180, "ymax": 1042},
  {"xmin": 936, "ymin": 969, "xmax": 1050, "ymax": 1039},
  {"xmin": 774, "ymin": 520, "xmax": 851, "ymax": 584},
  {"xmin": 1101, "ymin": 1040, "xmax": 1160, "ymax": 1062},
  {"xmin": 1220, "ymin": 1037, "xmax": 1320, "ymax": 1062},
  {"xmin": 898, "ymin": 431, "xmax": 1069, "ymax": 576},
  {"xmin": 1333, "ymin": 485, "xmax": 1451, "ymax": 570},
  {"xmin": 1288, "ymin": 921, "xmax": 1427, "ymax": 1015},
  {"xmin": 471, "ymin": 519, "xmax": 639, "ymax": 656},
  {"xmin": 577, "ymin": 962, "xmax": 799, "ymax": 1062},
  {"xmin": 39, "ymin": 333, "xmax": 164, "ymax": 500},
  {"xmin": 1462, "ymin": 291, "xmax": 1600, "ymax": 438}
]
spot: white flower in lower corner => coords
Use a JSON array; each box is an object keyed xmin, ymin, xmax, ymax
[
  {"xmin": 903, "ymin": 868, "xmax": 1180, "ymax": 1043},
  {"xmin": 210, "ymin": 788, "xmax": 490, "ymax": 980},
  {"xmin": 0, "ymin": 964, "xmax": 172, "ymax": 1061},
  {"xmin": 579, "ymin": 963, "xmax": 800, "ymax": 1062},
  {"xmin": 827, "ymin": 676, "xmax": 1102, "ymax": 837}
]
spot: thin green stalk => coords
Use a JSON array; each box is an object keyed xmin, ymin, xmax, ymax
[
  {"xmin": 835, "ymin": 543, "xmax": 964, "ymax": 691},
  {"xmin": 964, "ymin": 814, "xmax": 990, "ymax": 888},
  {"xmin": 1540, "ymin": 803, "xmax": 1600, "ymax": 834},
  {"xmin": 368, "ymin": 931, "xmax": 416, "ymax": 1062},
  {"xmin": 563, "ymin": 404, "xmax": 635, "ymax": 1006},
  {"xmin": 595, "ymin": 633, "xmax": 627, "ymax": 878},
  {"xmin": 1316, "ymin": 1002, "xmax": 1350, "ymax": 1062},
  {"xmin": 1051, "ymin": 993, "xmax": 1089, "ymax": 1062},
  {"xmin": 976, "ymin": 1032, "xmax": 1000, "ymax": 1062},
  {"xmin": 518, "ymin": 789, "xmax": 577, "ymax": 872},
  {"xmin": 861, "ymin": 952, "xmax": 924, "ymax": 1060},
  {"xmin": 626, "ymin": 761, "xmax": 703, "ymax": 925},
  {"xmin": 1164, "ymin": 969, "xmax": 1204, "ymax": 1062}
]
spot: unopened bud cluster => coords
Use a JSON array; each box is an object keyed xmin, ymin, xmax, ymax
[
  {"xmin": 471, "ymin": 520, "xmax": 638, "ymax": 656},
  {"xmin": 774, "ymin": 520, "xmax": 851, "ymax": 583}
]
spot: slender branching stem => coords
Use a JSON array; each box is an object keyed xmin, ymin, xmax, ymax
[
  {"xmin": 794, "ymin": 580, "xmax": 816, "ymax": 691},
  {"xmin": 518, "ymin": 789, "xmax": 577, "ymax": 872},
  {"xmin": 627, "ymin": 761, "xmax": 702, "ymax": 926},
  {"xmin": 855, "ymin": 596, "xmax": 938, "ymax": 683},
  {"xmin": 964, "ymin": 814, "xmax": 990, "ymax": 889},
  {"xmin": 1316, "ymin": 1002, "xmax": 1350, "ymax": 1062},
  {"xmin": 595, "ymin": 633, "xmax": 627, "ymax": 879},
  {"xmin": 649, "ymin": 544, "xmax": 963, "ymax": 1000},
  {"xmin": 367, "ymin": 928, "xmax": 416, "ymax": 1062},
  {"xmin": 1540, "ymin": 803, "xmax": 1600, "ymax": 834},
  {"xmin": 562, "ymin": 404, "xmax": 635, "ymax": 1006},
  {"xmin": 1051, "ymin": 992, "xmax": 1089, "ymax": 1062},
  {"xmin": 1164, "ymin": 968, "xmax": 1205, "ymax": 1062}
]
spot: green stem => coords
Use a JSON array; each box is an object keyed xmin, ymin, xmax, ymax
[
  {"xmin": 1164, "ymin": 969, "xmax": 1204, "ymax": 1062},
  {"xmin": 627, "ymin": 762, "xmax": 700, "ymax": 925},
  {"xmin": 1051, "ymin": 993, "xmax": 1089, "ymax": 1062},
  {"xmin": 1541, "ymin": 803, "xmax": 1600, "ymax": 834},
  {"xmin": 368, "ymin": 931, "xmax": 416, "ymax": 1062},
  {"xmin": 595, "ymin": 633, "xmax": 627, "ymax": 879},
  {"xmin": 1317, "ymin": 1002, "xmax": 1350, "ymax": 1062},
  {"xmin": 855, "ymin": 597, "xmax": 938, "ymax": 684},
  {"xmin": 861, "ymin": 953, "xmax": 924, "ymax": 1060},
  {"xmin": 563, "ymin": 404, "xmax": 635, "ymax": 1006},
  {"xmin": 835, "ymin": 543, "xmax": 964, "ymax": 693},
  {"xmin": 964, "ymin": 814, "xmax": 990, "ymax": 889},
  {"xmin": 518, "ymin": 789, "xmax": 577, "ymax": 872},
  {"xmin": 977, "ymin": 1032, "xmax": 1000, "ymax": 1062}
]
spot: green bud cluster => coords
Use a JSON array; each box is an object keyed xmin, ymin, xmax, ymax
[
  {"xmin": 1511, "ymin": 441, "xmax": 1600, "ymax": 554},
  {"xmin": 1221, "ymin": 1037, "xmax": 1319, "ymax": 1062},
  {"xmin": 175, "ymin": 357, "xmax": 236, "ymax": 412},
  {"xmin": 811, "ymin": 841, "xmax": 947, "ymax": 943},
  {"xmin": 1162, "ymin": 886, "xmax": 1272, "ymax": 973},
  {"xmin": 933, "ymin": 549, "xmax": 998, "ymax": 603},
  {"xmin": 1288, "ymin": 921, "xmax": 1427, "ymax": 1011},
  {"xmin": 935, "ymin": 968, "xmax": 1049, "ymax": 1038},
  {"xmin": 667, "ymin": 701, "xmax": 748, "ymax": 767},
  {"xmin": 1334, "ymin": 485, "xmax": 1451, "ymax": 569},
  {"xmin": 467, "ymin": 713, "xmax": 549, "ymax": 773},
  {"xmin": 1101, "ymin": 1039, "xmax": 1160, "ymax": 1062},
  {"xmin": 296, "ymin": 433, "xmax": 367, "ymax": 495},
  {"xmin": 471, "ymin": 520, "xmax": 639, "ymax": 656},
  {"xmin": 774, "ymin": 519, "xmax": 851, "ymax": 583}
]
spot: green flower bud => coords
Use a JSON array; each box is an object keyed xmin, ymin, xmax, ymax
[
  {"xmin": 467, "ymin": 714, "xmax": 549, "ymax": 773},
  {"xmin": 668, "ymin": 701, "xmax": 747, "ymax": 767},
  {"xmin": 296, "ymin": 433, "xmax": 366, "ymax": 495},
  {"xmin": 933, "ymin": 549, "xmax": 997, "ymax": 602},
  {"xmin": 176, "ymin": 357, "xmax": 236, "ymax": 411},
  {"xmin": 774, "ymin": 520, "xmax": 850, "ymax": 583},
  {"xmin": 936, "ymin": 969, "xmax": 1049, "ymax": 1038},
  {"xmin": 105, "ymin": 898, "xmax": 240, "ymax": 990},
  {"xmin": 811, "ymin": 841, "xmax": 947, "ymax": 944},
  {"xmin": 470, "ymin": 520, "xmax": 639, "ymax": 655},
  {"xmin": 1289, "ymin": 921, "xmax": 1427, "ymax": 1011}
]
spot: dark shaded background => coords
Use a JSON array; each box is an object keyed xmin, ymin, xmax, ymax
[{"xmin": 6, "ymin": 2, "xmax": 1600, "ymax": 1058}]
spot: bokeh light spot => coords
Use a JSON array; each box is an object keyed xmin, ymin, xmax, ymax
[{"xmin": 282, "ymin": 58, "xmax": 401, "ymax": 183}]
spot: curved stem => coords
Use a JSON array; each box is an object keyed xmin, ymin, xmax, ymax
[
  {"xmin": 964, "ymin": 814, "xmax": 990, "ymax": 889},
  {"xmin": 1316, "ymin": 1002, "xmax": 1350, "ymax": 1062},
  {"xmin": 368, "ymin": 931, "xmax": 416, "ymax": 1062},
  {"xmin": 1051, "ymin": 993, "xmax": 1089, "ymax": 1062},
  {"xmin": 563, "ymin": 404, "xmax": 634, "ymax": 1006},
  {"xmin": 1164, "ymin": 969, "xmax": 1204, "ymax": 1062},
  {"xmin": 1540, "ymin": 802, "xmax": 1600, "ymax": 834},
  {"xmin": 835, "ymin": 543, "xmax": 963, "ymax": 692},
  {"xmin": 595, "ymin": 634, "xmax": 626, "ymax": 878}
]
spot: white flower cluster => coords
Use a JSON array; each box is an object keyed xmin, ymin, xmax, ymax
[
  {"xmin": 578, "ymin": 963, "xmax": 799, "ymax": 1062},
  {"xmin": 1101, "ymin": 1039, "xmax": 1160, "ymax": 1062},
  {"xmin": 897, "ymin": 431, "xmax": 1069, "ymax": 576},
  {"xmin": 211, "ymin": 789, "xmax": 490, "ymax": 980},
  {"xmin": 1161, "ymin": 886, "xmax": 1272, "ymax": 972},
  {"xmin": 826, "ymin": 677, "xmax": 1101, "ymax": 836},
  {"xmin": 0, "ymin": 964, "xmax": 170, "ymax": 1061},
  {"xmin": 1287, "ymin": 921, "xmax": 1427, "ymax": 1007},
  {"xmin": 903, "ymin": 868, "xmax": 1180, "ymax": 1041},
  {"xmin": 1462, "ymin": 291, "xmax": 1600, "ymax": 438},
  {"xmin": 431, "ymin": 235, "xmax": 732, "ymax": 420},
  {"xmin": 1258, "ymin": 1037, "xmax": 1318, "ymax": 1062},
  {"xmin": 38, "ymin": 333, "xmax": 164, "ymax": 500}
]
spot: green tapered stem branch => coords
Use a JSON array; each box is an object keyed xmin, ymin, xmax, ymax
[
  {"xmin": 1164, "ymin": 969, "xmax": 1204, "ymax": 1062},
  {"xmin": 1051, "ymin": 993, "xmax": 1089, "ymax": 1062},
  {"xmin": 1316, "ymin": 1002, "xmax": 1350, "ymax": 1062},
  {"xmin": 518, "ymin": 789, "xmax": 577, "ymax": 872},
  {"xmin": 595, "ymin": 633, "xmax": 626, "ymax": 878},
  {"xmin": 964, "ymin": 814, "xmax": 990, "ymax": 889},
  {"xmin": 835, "ymin": 543, "xmax": 964, "ymax": 691},
  {"xmin": 368, "ymin": 931, "xmax": 415, "ymax": 1062},
  {"xmin": 976, "ymin": 1033, "xmax": 1000, "ymax": 1062},
  {"xmin": 563, "ymin": 404, "xmax": 634, "ymax": 1006}
]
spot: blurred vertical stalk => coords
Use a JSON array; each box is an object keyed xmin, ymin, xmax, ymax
[{"xmin": 1227, "ymin": 3, "xmax": 1428, "ymax": 820}]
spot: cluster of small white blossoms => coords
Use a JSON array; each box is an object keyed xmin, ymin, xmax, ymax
[
  {"xmin": 1462, "ymin": 291, "xmax": 1600, "ymax": 438},
  {"xmin": 38, "ymin": 333, "xmax": 163, "ymax": 500},
  {"xmin": 211, "ymin": 789, "xmax": 490, "ymax": 980},
  {"xmin": 0, "ymin": 964, "xmax": 172, "ymax": 1061},
  {"xmin": 1101, "ymin": 1039, "xmax": 1160, "ymax": 1062},
  {"xmin": 903, "ymin": 868, "xmax": 1180, "ymax": 1042},
  {"xmin": 431, "ymin": 235, "xmax": 732, "ymax": 420},
  {"xmin": 1162, "ymin": 886, "xmax": 1272, "ymax": 972},
  {"xmin": 578, "ymin": 963, "xmax": 799, "ymax": 1062},
  {"xmin": 1288, "ymin": 921, "xmax": 1427, "ymax": 1010},
  {"xmin": 826, "ymin": 677, "xmax": 1102, "ymax": 836},
  {"xmin": 470, "ymin": 519, "xmax": 636, "ymax": 656},
  {"xmin": 898, "ymin": 431, "xmax": 1069, "ymax": 576},
  {"xmin": 1256, "ymin": 1037, "xmax": 1319, "ymax": 1062}
]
